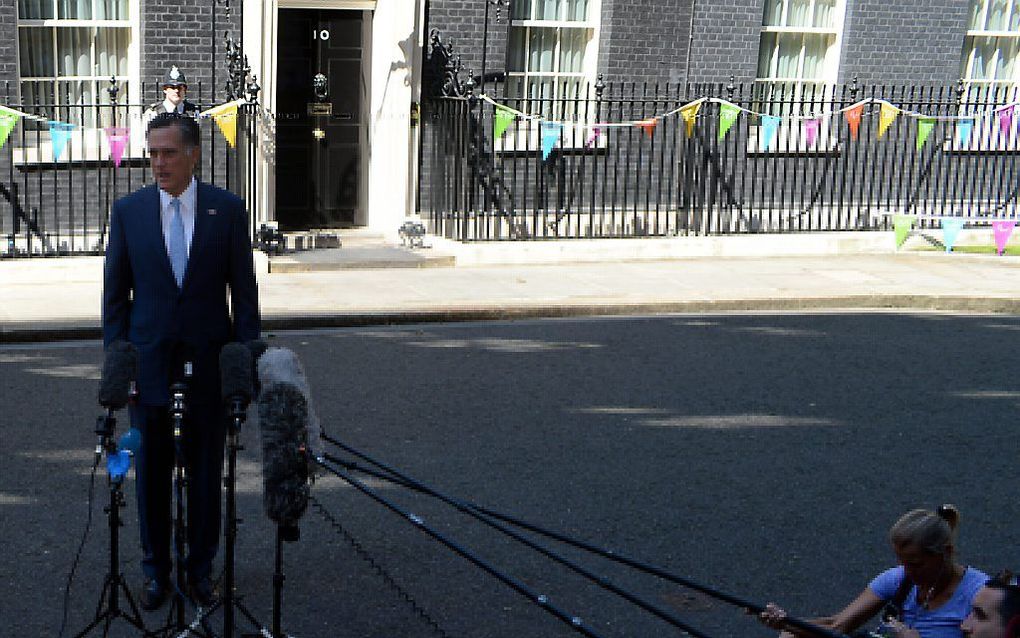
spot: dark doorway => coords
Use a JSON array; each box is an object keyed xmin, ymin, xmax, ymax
[{"xmin": 275, "ymin": 9, "xmax": 363, "ymax": 230}]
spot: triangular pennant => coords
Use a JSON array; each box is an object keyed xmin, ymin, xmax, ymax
[
  {"xmin": 0, "ymin": 110, "xmax": 20, "ymax": 149},
  {"xmin": 992, "ymin": 220, "xmax": 1016, "ymax": 255},
  {"xmin": 877, "ymin": 102, "xmax": 900, "ymax": 139},
  {"xmin": 540, "ymin": 122, "xmax": 561, "ymax": 161},
  {"xmin": 803, "ymin": 118, "xmax": 821, "ymax": 147},
  {"xmin": 494, "ymin": 105, "xmax": 515, "ymax": 140},
  {"xmin": 211, "ymin": 103, "xmax": 238, "ymax": 147},
  {"xmin": 940, "ymin": 217, "xmax": 964, "ymax": 252},
  {"xmin": 49, "ymin": 121, "xmax": 76, "ymax": 162},
  {"xmin": 957, "ymin": 118, "xmax": 974, "ymax": 147},
  {"xmin": 104, "ymin": 126, "xmax": 130, "ymax": 168},
  {"xmin": 636, "ymin": 118, "xmax": 658, "ymax": 139},
  {"xmin": 916, "ymin": 118, "xmax": 935, "ymax": 151},
  {"xmin": 761, "ymin": 115, "xmax": 781, "ymax": 151},
  {"xmin": 585, "ymin": 125, "xmax": 602, "ymax": 148},
  {"xmin": 844, "ymin": 103, "xmax": 864, "ymax": 141},
  {"xmin": 717, "ymin": 103, "xmax": 740, "ymax": 141},
  {"xmin": 893, "ymin": 214, "xmax": 915, "ymax": 248},
  {"xmin": 680, "ymin": 102, "xmax": 701, "ymax": 138},
  {"xmin": 998, "ymin": 105, "xmax": 1015, "ymax": 138}
]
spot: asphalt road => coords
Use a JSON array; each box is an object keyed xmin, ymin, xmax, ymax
[{"xmin": 1, "ymin": 312, "xmax": 1017, "ymax": 637}]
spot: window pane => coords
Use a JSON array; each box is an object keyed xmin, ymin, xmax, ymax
[
  {"xmin": 538, "ymin": 0, "xmax": 559, "ymax": 20},
  {"xmin": 994, "ymin": 36, "xmax": 1018, "ymax": 78},
  {"xmin": 787, "ymin": 0, "xmax": 810, "ymax": 27},
  {"xmin": 96, "ymin": 0, "xmax": 128, "ymax": 20},
  {"xmin": 762, "ymin": 0, "xmax": 783, "ymax": 26},
  {"xmin": 813, "ymin": 0, "xmax": 837, "ymax": 28},
  {"xmin": 95, "ymin": 27, "xmax": 128, "ymax": 76},
  {"xmin": 18, "ymin": 0, "xmax": 53, "ymax": 20},
  {"xmin": 971, "ymin": 36, "xmax": 995, "ymax": 78},
  {"xmin": 21, "ymin": 80, "xmax": 53, "ymax": 106},
  {"xmin": 801, "ymin": 33, "xmax": 832, "ymax": 78},
  {"xmin": 776, "ymin": 33, "xmax": 801, "ymax": 78},
  {"xmin": 57, "ymin": 27, "xmax": 91, "ymax": 76},
  {"xmin": 757, "ymin": 32, "xmax": 777, "ymax": 78},
  {"xmin": 988, "ymin": 0, "xmax": 1007, "ymax": 30},
  {"xmin": 969, "ymin": 0, "xmax": 986, "ymax": 29},
  {"xmin": 57, "ymin": 0, "xmax": 91, "ymax": 20},
  {"xmin": 565, "ymin": 0, "xmax": 588, "ymax": 21},
  {"xmin": 508, "ymin": 27, "xmax": 526, "ymax": 72},
  {"xmin": 512, "ymin": 0, "xmax": 531, "ymax": 20},
  {"xmin": 1011, "ymin": 0, "xmax": 1020, "ymax": 30},
  {"xmin": 528, "ymin": 27, "xmax": 555, "ymax": 72},
  {"xmin": 559, "ymin": 27, "xmax": 586, "ymax": 73},
  {"xmin": 19, "ymin": 27, "xmax": 54, "ymax": 77},
  {"xmin": 57, "ymin": 80, "xmax": 96, "ymax": 127}
]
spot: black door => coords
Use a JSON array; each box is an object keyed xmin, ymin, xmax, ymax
[{"xmin": 275, "ymin": 9, "xmax": 362, "ymax": 230}]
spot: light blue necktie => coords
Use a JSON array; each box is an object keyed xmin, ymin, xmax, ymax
[{"xmin": 168, "ymin": 198, "xmax": 186, "ymax": 287}]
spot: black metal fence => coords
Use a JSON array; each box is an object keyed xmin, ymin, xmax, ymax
[
  {"xmin": 0, "ymin": 81, "xmax": 262, "ymax": 258},
  {"xmin": 419, "ymin": 80, "xmax": 1020, "ymax": 241}
]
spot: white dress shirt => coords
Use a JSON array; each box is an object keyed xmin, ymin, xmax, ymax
[{"xmin": 160, "ymin": 178, "xmax": 198, "ymax": 259}]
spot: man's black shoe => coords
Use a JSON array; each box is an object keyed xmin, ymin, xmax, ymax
[
  {"xmin": 139, "ymin": 578, "xmax": 169, "ymax": 611},
  {"xmin": 188, "ymin": 575, "xmax": 218, "ymax": 607}
]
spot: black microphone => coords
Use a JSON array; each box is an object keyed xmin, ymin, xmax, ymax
[
  {"xmin": 257, "ymin": 381, "xmax": 310, "ymax": 541},
  {"xmin": 257, "ymin": 346, "xmax": 324, "ymax": 461},
  {"xmin": 96, "ymin": 341, "xmax": 138, "ymax": 454},
  {"xmin": 220, "ymin": 342, "xmax": 253, "ymax": 419}
]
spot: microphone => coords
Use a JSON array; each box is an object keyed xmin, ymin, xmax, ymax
[
  {"xmin": 220, "ymin": 342, "xmax": 253, "ymax": 420},
  {"xmin": 246, "ymin": 338, "xmax": 269, "ymax": 398},
  {"xmin": 257, "ymin": 381, "xmax": 310, "ymax": 540},
  {"xmin": 96, "ymin": 341, "xmax": 138, "ymax": 479},
  {"xmin": 256, "ymin": 347, "xmax": 324, "ymax": 461}
]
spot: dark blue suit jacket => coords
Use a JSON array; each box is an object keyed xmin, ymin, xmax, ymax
[{"xmin": 102, "ymin": 182, "xmax": 260, "ymax": 406}]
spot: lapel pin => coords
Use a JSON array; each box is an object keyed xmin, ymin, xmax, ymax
[{"xmin": 207, "ymin": 208, "xmax": 217, "ymax": 215}]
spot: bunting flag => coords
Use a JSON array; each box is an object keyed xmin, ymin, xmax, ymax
[
  {"xmin": 893, "ymin": 214, "xmax": 915, "ymax": 248},
  {"xmin": 203, "ymin": 101, "xmax": 240, "ymax": 147},
  {"xmin": 540, "ymin": 121, "xmax": 561, "ymax": 160},
  {"xmin": 992, "ymin": 220, "xmax": 1016, "ymax": 255},
  {"xmin": 844, "ymin": 103, "xmax": 864, "ymax": 141},
  {"xmin": 940, "ymin": 217, "xmax": 964, "ymax": 252},
  {"xmin": 803, "ymin": 117, "xmax": 821, "ymax": 147},
  {"xmin": 104, "ymin": 127, "xmax": 130, "ymax": 168},
  {"xmin": 49, "ymin": 121, "xmax": 76, "ymax": 162},
  {"xmin": 0, "ymin": 109, "xmax": 20, "ymax": 149},
  {"xmin": 998, "ymin": 105, "xmax": 1015, "ymax": 139},
  {"xmin": 877, "ymin": 103, "xmax": 900, "ymax": 139},
  {"xmin": 494, "ymin": 105, "xmax": 515, "ymax": 139},
  {"xmin": 718, "ymin": 103, "xmax": 740, "ymax": 141},
  {"xmin": 761, "ymin": 115, "xmax": 781, "ymax": 151},
  {"xmin": 916, "ymin": 118, "xmax": 935, "ymax": 150},
  {"xmin": 585, "ymin": 125, "xmax": 602, "ymax": 148},
  {"xmin": 957, "ymin": 118, "xmax": 974, "ymax": 147},
  {"xmin": 680, "ymin": 101, "xmax": 701, "ymax": 138},
  {"xmin": 636, "ymin": 118, "xmax": 658, "ymax": 139}
]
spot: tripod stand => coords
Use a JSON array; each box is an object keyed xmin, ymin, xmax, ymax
[{"xmin": 72, "ymin": 417, "xmax": 151, "ymax": 637}]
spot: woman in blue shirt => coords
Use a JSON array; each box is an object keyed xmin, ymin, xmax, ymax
[{"xmin": 762, "ymin": 505, "xmax": 987, "ymax": 638}]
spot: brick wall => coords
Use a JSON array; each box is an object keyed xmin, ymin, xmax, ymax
[{"xmin": 686, "ymin": 0, "xmax": 763, "ymax": 85}]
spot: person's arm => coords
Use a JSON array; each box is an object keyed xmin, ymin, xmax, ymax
[
  {"xmin": 762, "ymin": 589, "xmax": 886, "ymax": 638},
  {"xmin": 227, "ymin": 197, "xmax": 260, "ymax": 342},
  {"xmin": 102, "ymin": 200, "xmax": 132, "ymax": 346}
]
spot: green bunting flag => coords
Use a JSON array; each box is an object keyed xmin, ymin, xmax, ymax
[
  {"xmin": 494, "ymin": 105, "xmax": 515, "ymax": 139},
  {"xmin": 0, "ymin": 110, "xmax": 20, "ymax": 149},
  {"xmin": 718, "ymin": 103, "xmax": 740, "ymax": 141},
  {"xmin": 916, "ymin": 118, "xmax": 935, "ymax": 150},
  {"xmin": 893, "ymin": 214, "xmax": 915, "ymax": 248}
]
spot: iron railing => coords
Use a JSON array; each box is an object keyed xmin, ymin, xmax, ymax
[
  {"xmin": 419, "ymin": 79, "xmax": 1020, "ymax": 241},
  {"xmin": 0, "ymin": 80, "xmax": 262, "ymax": 257}
]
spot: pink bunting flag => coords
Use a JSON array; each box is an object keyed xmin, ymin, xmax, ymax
[
  {"xmin": 998, "ymin": 105, "xmax": 1015, "ymax": 139},
  {"xmin": 803, "ymin": 118, "xmax": 821, "ymax": 147},
  {"xmin": 585, "ymin": 126, "xmax": 602, "ymax": 148},
  {"xmin": 992, "ymin": 220, "xmax": 1016, "ymax": 255},
  {"xmin": 104, "ymin": 127, "xmax": 130, "ymax": 168}
]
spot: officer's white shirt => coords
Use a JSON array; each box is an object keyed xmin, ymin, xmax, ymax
[{"xmin": 160, "ymin": 99, "xmax": 187, "ymax": 114}]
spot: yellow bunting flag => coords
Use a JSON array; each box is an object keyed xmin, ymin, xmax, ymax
[
  {"xmin": 877, "ymin": 103, "xmax": 899, "ymax": 139},
  {"xmin": 916, "ymin": 118, "xmax": 935, "ymax": 150},
  {"xmin": 203, "ymin": 101, "xmax": 240, "ymax": 147},
  {"xmin": 844, "ymin": 103, "xmax": 864, "ymax": 141},
  {"xmin": 680, "ymin": 102, "xmax": 701, "ymax": 138},
  {"xmin": 636, "ymin": 118, "xmax": 658, "ymax": 139}
]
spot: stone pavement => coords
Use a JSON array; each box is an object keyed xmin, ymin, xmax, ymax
[{"xmin": 1, "ymin": 231, "xmax": 1019, "ymax": 342}]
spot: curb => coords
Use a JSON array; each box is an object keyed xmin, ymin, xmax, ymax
[{"xmin": 3, "ymin": 294, "xmax": 1019, "ymax": 344}]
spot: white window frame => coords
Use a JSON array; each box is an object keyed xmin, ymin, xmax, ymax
[
  {"xmin": 497, "ymin": 0, "xmax": 601, "ymax": 153},
  {"xmin": 14, "ymin": 0, "xmax": 140, "ymax": 164},
  {"xmin": 961, "ymin": 0, "xmax": 1020, "ymax": 91}
]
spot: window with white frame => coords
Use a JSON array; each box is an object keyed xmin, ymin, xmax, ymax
[
  {"xmin": 755, "ymin": 0, "xmax": 845, "ymax": 115},
  {"xmin": 505, "ymin": 0, "xmax": 599, "ymax": 120},
  {"xmin": 960, "ymin": 0, "xmax": 1020, "ymax": 95},
  {"xmin": 17, "ymin": 0, "xmax": 135, "ymax": 129}
]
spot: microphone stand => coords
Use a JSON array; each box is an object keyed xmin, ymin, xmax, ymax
[
  {"xmin": 273, "ymin": 523, "xmax": 299, "ymax": 638},
  {"xmin": 72, "ymin": 410, "xmax": 153, "ymax": 638}
]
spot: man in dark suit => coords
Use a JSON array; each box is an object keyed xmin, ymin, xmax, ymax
[{"xmin": 102, "ymin": 112, "xmax": 260, "ymax": 610}]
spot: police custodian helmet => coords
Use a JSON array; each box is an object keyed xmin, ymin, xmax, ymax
[{"xmin": 162, "ymin": 65, "xmax": 187, "ymax": 88}]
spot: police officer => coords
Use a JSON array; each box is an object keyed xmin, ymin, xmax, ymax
[{"xmin": 146, "ymin": 65, "xmax": 199, "ymax": 118}]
